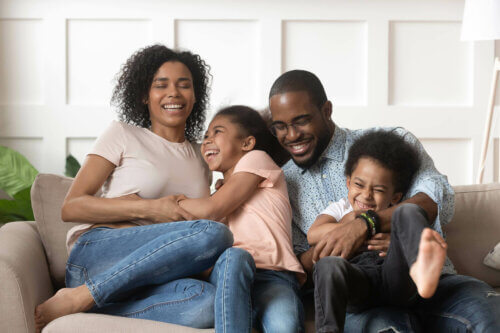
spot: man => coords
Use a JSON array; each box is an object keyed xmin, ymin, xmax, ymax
[{"xmin": 268, "ymin": 69, "xmax": 500, "ymax": 332}]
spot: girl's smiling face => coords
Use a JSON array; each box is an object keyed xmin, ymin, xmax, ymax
[
  {"xmin": 201, "ymin": 115, "xmax": 254, "ymax": 178},
  {"xmin": 346, "ymin": 157, "xmax": 402, "ymax": 212}
]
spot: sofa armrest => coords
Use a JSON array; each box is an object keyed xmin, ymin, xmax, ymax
[{"xmin": 0, "ymin": 221, "xmax": 54, "ymax": 333}]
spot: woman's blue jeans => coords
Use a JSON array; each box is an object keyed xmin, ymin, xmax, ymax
[{"xmin": 65, "ymin": 220, "xmax": 233, "ymax": 328}]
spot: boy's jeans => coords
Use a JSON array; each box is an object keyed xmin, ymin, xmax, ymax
[{"xmin": 66, "ymin": 220, "xmax": 233, "ymax": 328}]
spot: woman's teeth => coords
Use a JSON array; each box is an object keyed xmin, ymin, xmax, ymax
[{"xmin": 162, "ymin": 104, "xmax": 183, "ymax": 110}]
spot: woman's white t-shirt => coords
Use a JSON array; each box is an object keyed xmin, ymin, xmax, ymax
[{"xmin": 66, "ymin": 121, "xmax": 210, "ymax": 252}]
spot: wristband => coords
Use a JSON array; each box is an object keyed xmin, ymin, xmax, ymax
[
  {"xmin": 365, "ymin": 210, "xmax": 380, "ymax": 234},
  {"xmin": 357, "ymin": 213, "xmax": 376, "ymax": 240}
]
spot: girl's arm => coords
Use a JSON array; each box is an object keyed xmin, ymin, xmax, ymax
[
  {"xmin": 178, "ymin": 171, "xmax": 264, "ymax": 222},
  {"xmin": 61, "ymin": 154, "xmax": 195, "ymax": 223}
]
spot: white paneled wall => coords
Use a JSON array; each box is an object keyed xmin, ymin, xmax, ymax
[{"xmin": 0, "ymin": 0, "xmax": 499, "ymax": 186}]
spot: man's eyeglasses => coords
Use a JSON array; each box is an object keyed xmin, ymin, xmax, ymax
[{"xmin": 269, "ymin": 115, "xmax": 313, "ymax": 137}]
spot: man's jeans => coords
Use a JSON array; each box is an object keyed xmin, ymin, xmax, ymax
[
  {"xmin": 209, "ymin": 247, "xmax": 305, "ymax": 333},
  {"xmin": 66, "ymin": 220, "xmax": 233, "ymax": 328},
  {"xmin": 344, "ymin": 274, "xmax": 500, "ymax": 332}
]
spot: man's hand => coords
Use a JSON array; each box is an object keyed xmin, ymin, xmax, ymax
[
  {"xmin": 147, "ymin": 194, "xmax": 196, "ymax": 223},
  {"xmin": 366, "ymin": 233, "xmax": 391, "ymax": 257},
  {"xmin": 312, "ymin": 218, "xmax": 367, "ymax": 262}
]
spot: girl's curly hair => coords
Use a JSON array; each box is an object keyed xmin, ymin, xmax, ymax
[{"xmin": 112, "ymin": 44, "xmax": 210, "ymax": 142}]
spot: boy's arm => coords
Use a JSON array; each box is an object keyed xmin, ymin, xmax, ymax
[
  {"xmin": 178, "ymin": 171, "xmax": 263, "ymax": 222},
  {"xmin": 307, "ymin": 214, "xmax": 340, "ymax": 245}
]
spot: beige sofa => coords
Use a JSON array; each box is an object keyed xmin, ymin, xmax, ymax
[{"xmin": 0, "ymin": 174, "xmax": 499, "ymax": 333}]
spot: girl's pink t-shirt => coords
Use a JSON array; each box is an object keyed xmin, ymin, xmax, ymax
[{"xmin": 228, "ymin": 150, "xmax": 306, "ymax": 284}]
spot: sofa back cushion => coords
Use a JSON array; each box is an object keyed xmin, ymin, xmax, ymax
[
  {"xmin": 445, "ymin": 183, "xmax": 500, "ymax": 288},
  {"xmin": 31, "ymin": 174, "xmax": 500, "ymax": 289},
  {"xmin": 31, "ymin": 174, "xmax": 81, "ymax": 289}
]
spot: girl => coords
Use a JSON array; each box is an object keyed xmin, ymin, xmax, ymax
[
  {"xmin": 34, "ymin": 45, "xmax": 237, "ymax": 331},
  {"xmin": 179, "ymin": 105, "xmax": 306, "ymax": 332}
]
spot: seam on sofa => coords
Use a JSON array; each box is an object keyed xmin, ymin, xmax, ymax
[
  {"xmin": 34, "ymin": 178, "xmax": 49, "ymax": 259},
  {"xmin": 455, "ymin": 188, "xmax": 500, "ymax": 194},
  {"xmin": 1, "ymin": 260, "xmax": 29, "ymax": 332}
]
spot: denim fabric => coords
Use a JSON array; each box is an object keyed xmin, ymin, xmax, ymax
[
  {"xmin": 344, "ymin": 274, "xmax": 500, "ymax": 333},
  {"xmin": 209, "ymin": 247, "xmax": 256, "ymax": 333},
  {"xmin": 252, "ymin": 269, "xmax": 305, "ymax": 333},
  {"xmin": 66, "ymin": 220, "xmax": 233, "ymax": 328},
  {"xmin": 209, "ymin": 247, "xmax": 304, "ymax": 332}
]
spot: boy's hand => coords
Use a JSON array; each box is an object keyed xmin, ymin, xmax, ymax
[{"xmin": 366, "ymin": 233, "xmax": 391, "ymax": 257}]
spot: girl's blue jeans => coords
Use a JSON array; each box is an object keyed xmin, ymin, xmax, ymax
[
  {"xmin": 66, "ymin": 220, "xmax": 233, "ymax": 328},
  {"xmin": 209, "ymin": 247, "xmax": 305, "ymax": 333}
]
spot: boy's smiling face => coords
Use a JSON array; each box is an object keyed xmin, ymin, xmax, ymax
[{"xmin": 347, "ymin": 157, "xmax": 402, "ymax": 212}]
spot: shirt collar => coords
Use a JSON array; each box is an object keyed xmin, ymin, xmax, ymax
[{"xmin": 321, "ymin": 124, "xmax": 346, "ymax": 162}]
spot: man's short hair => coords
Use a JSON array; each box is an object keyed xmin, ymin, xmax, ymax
[{"xmin": 269, "ymin": 70, "xmax": 327, "ymax": 110}]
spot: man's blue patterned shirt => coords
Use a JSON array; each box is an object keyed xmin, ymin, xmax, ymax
[{"xmin": 283, "ymin": 125, "xmax": 456, "ymax": 274}]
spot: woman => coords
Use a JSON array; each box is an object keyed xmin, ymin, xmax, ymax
[{"xmin": 34, "ymin": 45, "xmax": 236, "ymax": 331}]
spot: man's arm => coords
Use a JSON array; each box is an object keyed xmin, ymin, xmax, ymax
[{"xmin": 377, "ymin": 192, "xmax": 437, "ymax": 232}]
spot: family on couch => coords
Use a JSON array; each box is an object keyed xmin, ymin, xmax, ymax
[{"xmin": 34, "ymin": 44, "xmax": 500, "ymax": 333}]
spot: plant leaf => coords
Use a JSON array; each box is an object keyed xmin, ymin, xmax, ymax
[
  {"xmin": 0, "ymin": 213, "xmax": 26, "ymax": 223},
  {"xmin": 65, "ymin": 155, "xmax": 81, "ymax": 178},
  {"xmin": 0, "ymin": 146, "xmax": 38, "ymax": 197},
  {"xmin": 0, "ymin": 198, "xmax": 32, "ymax": 221},
  {"xmin": 13, "ymin": 186, "xmax": 35, "ymax": 220}
]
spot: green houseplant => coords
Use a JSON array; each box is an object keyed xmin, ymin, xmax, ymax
[{"xmin": 0, "ymin": 146, "xmax": 81, "ymax": 224}]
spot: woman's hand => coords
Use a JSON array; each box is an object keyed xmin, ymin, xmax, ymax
[
  {"xmin": 147, "ymin": 194, "xmax": 196, "ymax": 223},
  {"xmin": 366, "ymin": 233, "xmax": 391, "ymax": 257}
]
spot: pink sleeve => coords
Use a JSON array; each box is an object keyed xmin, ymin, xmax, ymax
[
  {"xmin": 233, "ymin": 150, "xmax": 282, "ymax": 188},
  {"xmin": 88, "ymin": 121, "xmax": 125, "ymax": 166}
]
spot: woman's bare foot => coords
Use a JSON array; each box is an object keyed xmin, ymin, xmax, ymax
[
  {"xmin": 34, "ymin": 285, "xmax": 95, "ymax": 332},
  {"xmin": 409, "ymin": 228, "xmax": 447, "ymax": 299}
]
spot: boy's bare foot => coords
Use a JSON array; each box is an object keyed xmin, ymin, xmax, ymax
[
  {"xmin": 409, "ymin": 228, "xmax": 447, "ymax": 299},
  {"xmin": 34, "ymin": 285, "xmax": 95, "ymax": 332}
]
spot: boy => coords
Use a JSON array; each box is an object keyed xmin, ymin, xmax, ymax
[{"xmin": 309, "ymin": 130, "xmax": 447, "ymax": 333}]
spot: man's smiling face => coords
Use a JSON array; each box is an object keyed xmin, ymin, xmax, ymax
[{"xmin": 269, "ymin": 90, "xmax": 334, "ymax": 168}]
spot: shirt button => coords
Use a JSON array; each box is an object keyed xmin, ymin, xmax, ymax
[
  {"xmin": 322, "ymin": 174, "xmax": 327, "ymax": 179},
  {"xmin": 328, "ymin": 201, "xmax": 333, "ymax": 205}
]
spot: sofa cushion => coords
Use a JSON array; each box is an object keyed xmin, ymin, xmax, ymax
[
  {"xmin": 45, "ymin": 313, "xmax": 215, "ymax": 332},
  {"xmin": 444, "ymin": 183, "xmax": 500, "ymax": 288},
  {"xmin": 31, "ymin": 174, "xmax": 81, "ymax": 289}
]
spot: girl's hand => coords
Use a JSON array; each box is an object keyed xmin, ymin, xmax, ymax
[
  {"xmin": 366, "ymin": 233, "xmax": 391, "ymax": 257},
  {"xmin": 147, "ymin": 194, "xmax": 196, "ymax": 223}
]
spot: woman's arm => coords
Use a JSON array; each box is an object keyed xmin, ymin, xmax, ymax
[
  {"xmin": 178, "ymin": 171, "xmax": 263, "ymax": 222},
  {"xmin": 61, "ymin": 155, "xmax": 195, "ymax": 223}
]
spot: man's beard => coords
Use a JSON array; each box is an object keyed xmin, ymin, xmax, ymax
[{"xmin": 293, "ymin": 129, "xmax": 332, "ymax": 169}]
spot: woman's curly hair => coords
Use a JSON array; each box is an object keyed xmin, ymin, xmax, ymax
[{"xmin": 112, "ymin": 44, "xmax": 211, "ymax": 142}]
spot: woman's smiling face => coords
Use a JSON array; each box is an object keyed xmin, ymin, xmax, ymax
[{"xmin": 147, "ymin": 61, "xmax": 196, "ymax": 137}]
